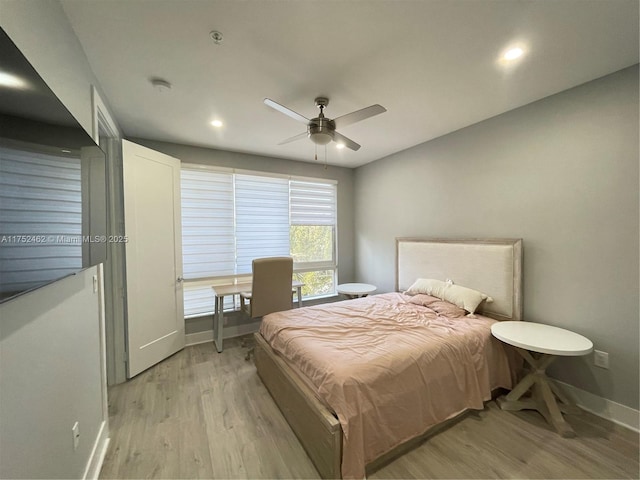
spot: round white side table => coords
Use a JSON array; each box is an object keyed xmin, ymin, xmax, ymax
[
  {"xmin": 337, "ymin": 283, "xmax": 376, "ymax": 299},
  {"xmin": 491, "ymin": 321, "xmax": 593, "ymax": 438}
]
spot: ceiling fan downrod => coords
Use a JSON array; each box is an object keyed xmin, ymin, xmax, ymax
[{"xmin": 309, "ymin": 97, "xmax": 333, "ymax": 145}]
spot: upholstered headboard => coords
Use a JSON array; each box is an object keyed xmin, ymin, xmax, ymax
[{"xmin": 396, "ymin": 238, "xmax": 523, "ymax": 321}]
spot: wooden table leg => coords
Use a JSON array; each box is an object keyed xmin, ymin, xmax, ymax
[
  {"xmin": 497, "ymin": 348, "xmax": 577, "ymax": 437},
  {"xmin": 548, "ymin": 380, "xmax": 581, "ymax": 414},
  {"xmin": 497, "ymin": 372, "xmax": 537, "ymax": 411},
  {"xmin": 538, "ymin": 375, "xmax": 576, "ymax": 438}
]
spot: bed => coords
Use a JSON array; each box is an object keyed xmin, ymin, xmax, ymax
[{"xmin": 254, "ymin": 238, "xmax": 523, "ymax": 479}]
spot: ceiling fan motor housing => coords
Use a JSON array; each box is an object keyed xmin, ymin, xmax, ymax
[{"xmin": 308, "ymin": 117, "xmax": 335, "ymax": 145}]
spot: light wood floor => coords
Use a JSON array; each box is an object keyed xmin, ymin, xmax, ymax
[{"xmin": 100, "ymin": 337, "xmax": 639, "ymax": 479}]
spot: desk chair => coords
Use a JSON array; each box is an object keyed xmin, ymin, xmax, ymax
[{"xmin": 240, "ymin": 256, "xmax": 294, "ymax": 358}]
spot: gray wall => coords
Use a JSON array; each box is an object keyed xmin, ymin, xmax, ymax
[
  {"xmin": 354, "ymin": 66, "xmax": 639, "ymax": 410},
  {"xmin": 0, "ymin": 267, "xmax": 105, "ymax": 478},
  {"xmin": 1, "ymin": 1, "xmax": 110, "ymax": 477},
  {"xmin": 131, "ymin": 138, "xmax": 356, "ymax": 335}
]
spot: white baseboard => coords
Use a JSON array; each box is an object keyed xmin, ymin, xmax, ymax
[
  {"xmin": 82, "ymin": 420, "xmax": 110, "ymax": 480},
  {"xmin": 556, "ymin": 380, "xmax": 639, "ymax": 432},
  {"xmin": 185, "ymin": 322, "xmax": 261, "ymax": 347},
  {"xmin": 185, "ymin": 330, "xmax": 213, "ymax": 346}
]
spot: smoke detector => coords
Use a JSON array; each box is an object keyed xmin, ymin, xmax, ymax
[
  {"xmin": 150, "ymin": 78, "xmax": 172, "ymax": 93},
  {"xmin": 210, "ymin": 30, "xmax": 223, "ymax": 45}
]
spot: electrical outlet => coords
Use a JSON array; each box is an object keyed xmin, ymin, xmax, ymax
[
  {"xmin": 593, "ymin": 350, "xmax": 609, "ymax": 369},
  {"xmin": 72, "ymin": 422, "xmax": 80, "ymax": 451}
]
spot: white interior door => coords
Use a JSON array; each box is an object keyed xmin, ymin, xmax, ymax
[{"xmin": 123, "ymin": 140, "xmax": 184, "ymax": 377}]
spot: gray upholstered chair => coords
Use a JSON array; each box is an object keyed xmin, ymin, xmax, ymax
[
  {"xmin": 240, "ymin": 256, "xmax": 294, "ymax": 359},
  {"xmin": 240, "ymin": 256, "xmax": 294, "ymax": 317}
]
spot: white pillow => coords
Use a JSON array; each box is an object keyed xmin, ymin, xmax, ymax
[
  {"xmin": 443, "ymin": 283, "xmax": 491, "ymax": 314},
  {"xmin": 405, "ymin": 278, "xmax": 492, "ymax": 314},
  {"xmin": 404, "ymin": 278, "xmax": 448, "ymax": 298}
]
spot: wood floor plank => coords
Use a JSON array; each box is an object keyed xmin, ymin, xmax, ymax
[{"xmin": 100, "ymin": 338, "xmax": 639, "ymax": 479}]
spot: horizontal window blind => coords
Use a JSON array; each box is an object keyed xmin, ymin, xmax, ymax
[
  {"xmin": 181, "ymin": 168, "xmax": 234, "ymax": 279},
  {"xmin": 235, "ymin": 174, "xmax": 290, "ymax": 274},
  {"xmin": 0, "ymin": 146, "xmax": 82, "ymax": 292},
  {"xmin": 183, "ymin": 285, "xmax": 217, "ymax": 317},
  {"xmin": 290, "ymin": 180, "xmax": 336, "ymax": 226}
]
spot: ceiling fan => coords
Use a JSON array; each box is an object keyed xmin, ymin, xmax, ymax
[{"xmin": 264, "ymin": 97, "xmax": 386, "ymax": 151}]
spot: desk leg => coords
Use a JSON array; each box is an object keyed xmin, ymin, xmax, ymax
[
  {"xmin": 213, "ymin": 296, "xmax": 219, "ymax": 350},
  {"xmin": 296, "ymin": 286, "xmax": 302, "ymax": 308},
  {"xmin": 213, "ymin": 296, "xmax": 224, "ymax": 353}
]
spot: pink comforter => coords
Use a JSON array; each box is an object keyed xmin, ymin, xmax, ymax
[{"xmin": 260, "ymin": 292, "xmax": 516, "ymax": 479}]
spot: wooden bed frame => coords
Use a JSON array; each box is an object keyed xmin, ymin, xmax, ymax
[{"xmin": 254, "ymin": 238, "xmax": 523, "ymax": 478}]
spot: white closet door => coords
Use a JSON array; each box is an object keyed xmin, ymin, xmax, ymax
[{"xmin": 123, "ymin": 140, "xmax": 184, "ymax": 377}]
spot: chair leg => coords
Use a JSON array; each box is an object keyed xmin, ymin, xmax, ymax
[
  {"xmin": 242, "ymin": 333, "xmax": 255, "ymax": 361},
  {"xmin": 245, "ymin": 346, "xmax": 254, "ymax": 361}
]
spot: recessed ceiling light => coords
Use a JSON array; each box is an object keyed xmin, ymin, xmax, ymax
[
  {"xmin": 503, "ymin": 47, "xmax": 524, "ymax": 61},
  {"xmin": 0, "ymin": 71, "xmax": 27, "ymax": 89},
  {"xmin": 335, "ymin": 143, "xmax": 345, "ymax": 149},
  {"xmin": 211, "ymin": 120, "xmax": 223, "ymax": 128}
]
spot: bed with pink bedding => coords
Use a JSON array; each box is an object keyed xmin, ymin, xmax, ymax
[
  {"xmin": 259, "ymin": 292, "xmax": 517, "ymax": 479},
  {"xmin": 255, "ymin": 238, "xmax": 523, "ymax": 479}
]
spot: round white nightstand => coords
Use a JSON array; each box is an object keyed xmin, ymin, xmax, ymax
[
  {"xmin": 491, "ymin": 321, "xmax": 593, "ymax": 438},
  {"xmin": 337, "ymin": 283, "xmax": 377, "ymax": 299}
]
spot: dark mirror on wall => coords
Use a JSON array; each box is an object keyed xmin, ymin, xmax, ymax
[{"xmin": 0, "ymin": 27, "xmax": 107, "ymax": 302}]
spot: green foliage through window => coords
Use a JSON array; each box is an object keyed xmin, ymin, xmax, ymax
[
  {"xmin": 290, "ymin": 226, "xmax": 333, "ymax": 263},
  {"xmin": 294, "ymin": 270, "xmax": 335, "ymax": 298},
  {"xmin": 291, "ymin": 225, "xmax": 335, "ymax": 297}
]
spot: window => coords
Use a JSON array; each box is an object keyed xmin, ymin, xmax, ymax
[
  {"xmin": 290, "ymin": 180, "xmax": 336, "ymax": 298},
  {"xmin": 180, "ymin": 166, "xmax": 337, "ymax": 317}
]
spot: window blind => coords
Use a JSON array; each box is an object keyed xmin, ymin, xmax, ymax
[
  {"xmin": 290, "ymin": 179, "xmax": 337, "ymax": 226},
  {"xmin": 235, "ymin": 174, "xmax": 290, "ymax": 274},
  {"xmin": 180, "ymin": 166, "xmax": 337, "ymax": 316},
  {"xmin": 0, "ymin": 146, "xmax": 82, "ymax": 292},
  {"xmin": 183, "ymin": 284, "xmax": 217, "ymax": 318},
  {"xmin": 180, "ymin": 168, "xmax": 235, "ymax": 279}
]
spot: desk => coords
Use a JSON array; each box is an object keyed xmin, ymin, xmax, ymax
[
  {"xmin": 212, "ymin": 281, "xmax": 304, "ymax": 352},
  {"xmin": 491, "ymin": 321, "xmax": 593, "ymax": 437},
  {"xmin": 337, "ymin": 283, "xmax": 376, "ymax": 299}
]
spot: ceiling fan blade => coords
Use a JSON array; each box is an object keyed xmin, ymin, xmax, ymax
[
  {"xmin": 333, "ymin": 104, "xmax": 386, "ymax": 129},
  {"xmin": 332, "ymin": 131, "xmax": 361, "ymax": 151},
  {"xmin": 264, "ymin": 98, "xmax": 309, "ymax": 124},
  {"xmin": 277, "ymin": 131, "xmax": 308, "ymax": 145}
]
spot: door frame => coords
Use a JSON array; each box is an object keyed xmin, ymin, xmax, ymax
[{"xmin": 92, "ymin": 85, "xmax": 127, "ymax": 386}]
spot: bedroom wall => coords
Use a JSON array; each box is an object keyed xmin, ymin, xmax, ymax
[
  {"xmin": 0, "ymin": 267, "xmax": 106, "ymax": 479},
  {"xmin": 1, "ymin": 1, "xmax": 112, "ymax": 477},
  {"xmin": 130, "ymin": 138, "xmax": 356, "ymax": 337},
  {"xmin": 354, "ymin": 66, "xmax": 639, "ymax": 411}
]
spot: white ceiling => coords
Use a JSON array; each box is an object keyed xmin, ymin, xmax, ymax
[{"xmin": 61, "ymin": 0, "xmax": 638, "ymax": 168}]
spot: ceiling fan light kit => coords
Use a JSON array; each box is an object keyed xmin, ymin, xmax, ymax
[{"xmin": 264, "ymin": 96, "xmax": 386, "ymax": 152}]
